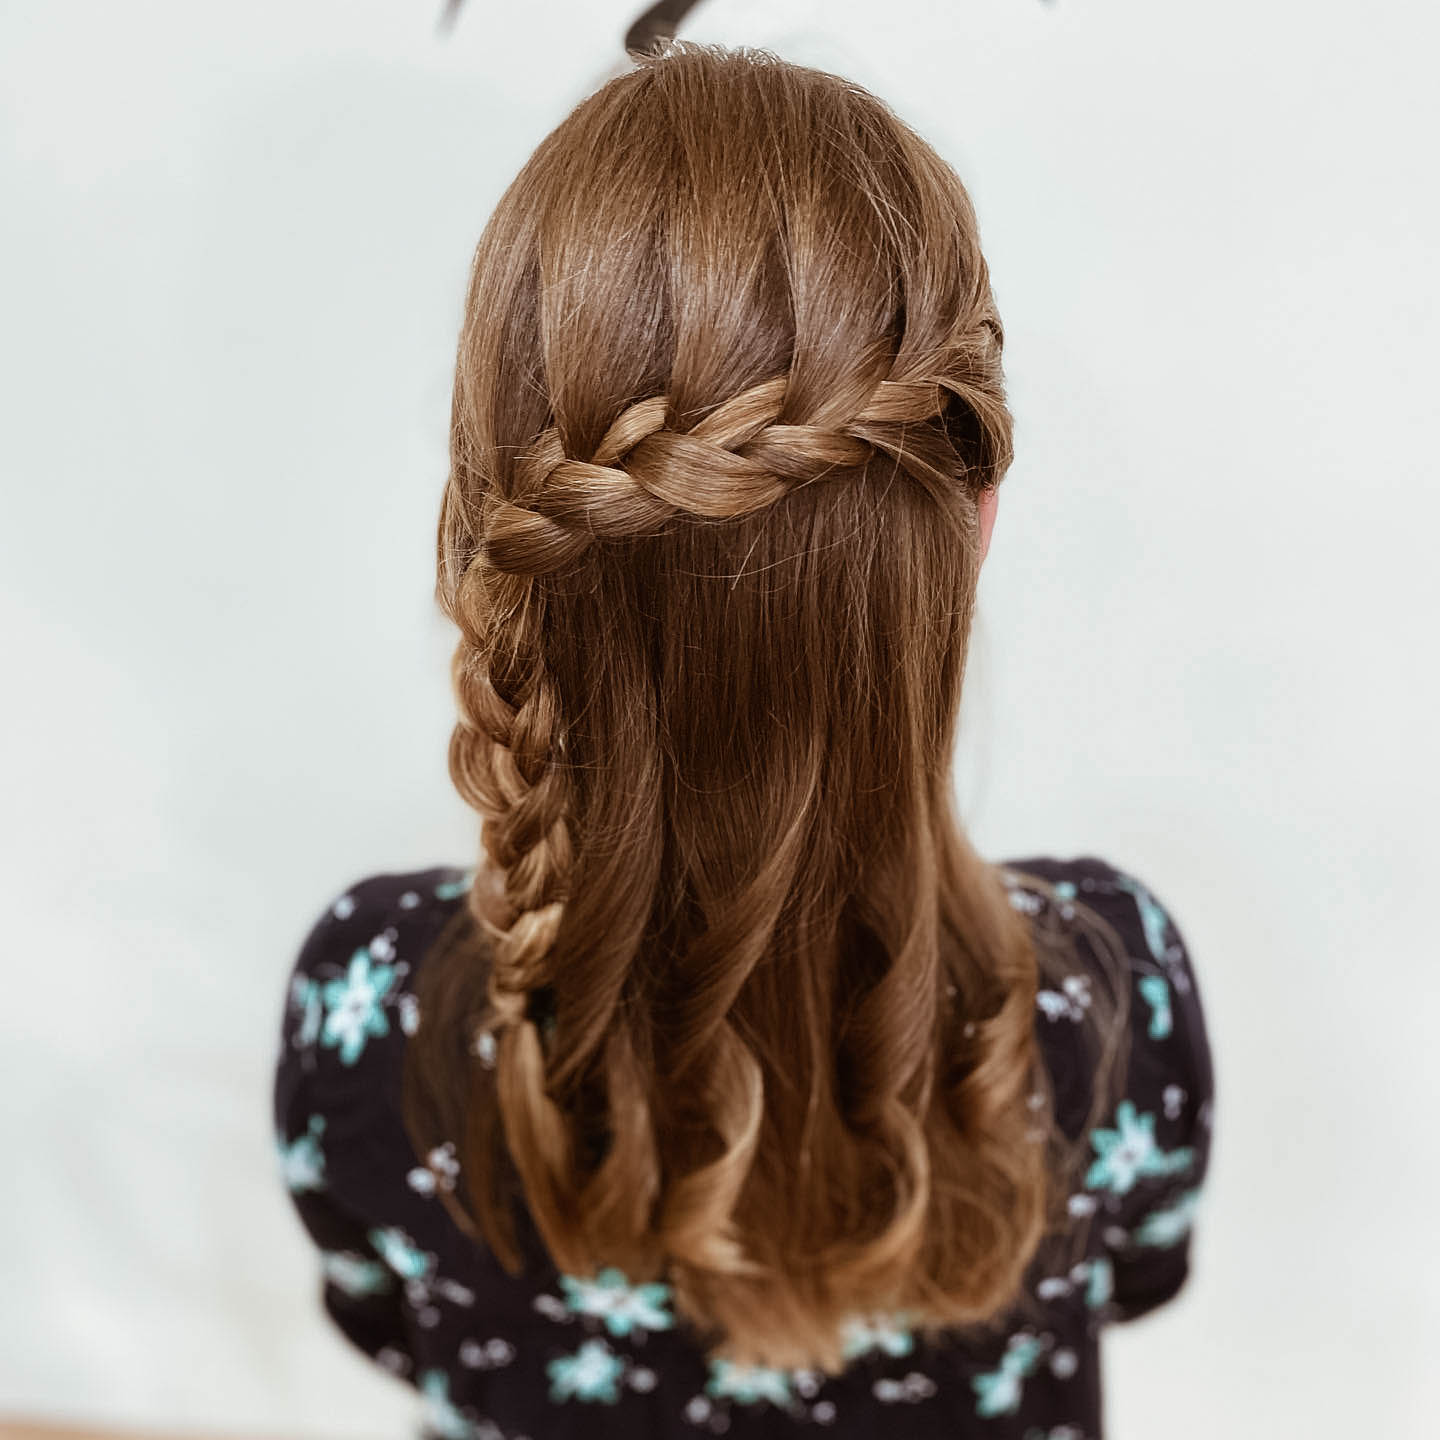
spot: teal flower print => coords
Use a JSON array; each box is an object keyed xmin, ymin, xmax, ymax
[
  {"xmin": 705, "ymin": 1357, "xmax": 796, "ymax": 1408},
  {"xmin": 434, "ymin": 873, "xmax": 474, "ymax": 902},
  {"xmin": 419, "ymin": 1369, "xmax": 479, "ymax": 1437},
  {"xmin": 320, "ymin": 948, "xmax": 398, "ymax": 1066},
  {"xmin": 557, "ymin": 1266, "xmax": 675, "ymax": 1337},
  {"xmin": 367, "ymin": 1224, "xmax": 432, "ymax": 1281},
  {"xmin": 971, "ymin": 1332, "xmax": 1044, "ymax": 1418},
  {"xmin": 289, "ymin": 975, "xmax": 322, "ymax": 1048},
  {"xmin": 276, "ymin": 1114, "xmax": 325, "ymax": 1192},
  {"xmin": 1134, "ymin": 1187, "xmax": 1203, "ymax": 1247},
  {"xmin": 1115, "ymin": 875, "xmax": 1172, "ymax": 960},
  {"xmin": 1052, "ymin": 881, "xmax": 1077, "ymax": 902},
  {"xmin": 840, "ymin": 1312, "xmax": 916, "ymax": 1361},
  {"xmin": 1084, "ymin": 1100, "xmax": 1194, "ymax": 1195},
  {"xmin": 1085, "ymin": 1255, "xmax": 1113, "ymax": 1309},
  {"xmin": 322, "ymin": 1249, "xmax": 395, "ymax": 1298},
  {"xmin": 1137, "ymin": 974, "xmax": 1173, "ymax": 1040},
  {"xmin": 547, "ymin": 1337, "xmax": 626, "ymax": 1403}
]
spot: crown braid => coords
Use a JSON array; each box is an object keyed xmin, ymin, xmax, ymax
[{"xmin": 481, "ymin": 358, "xmax": 1003, "ymax": 578}]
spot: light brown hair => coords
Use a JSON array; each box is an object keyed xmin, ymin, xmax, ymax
[{"xmin": 403, "ymin": 40, "xmax": 1127, "ymax": 1375}]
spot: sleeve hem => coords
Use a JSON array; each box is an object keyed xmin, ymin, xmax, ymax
[
  {"xmin": 321, "ymin": 1280, "xmax": 418, "ymax": 1380},
  {"xmin": 1109, "ymin": 1241, "xmax": 1192, "ymax": 1323}
]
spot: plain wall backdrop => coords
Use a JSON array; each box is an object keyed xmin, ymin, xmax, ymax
[{"xmin": 2, "ymin": 0, "xmax": 1436, "ymax": 1435}]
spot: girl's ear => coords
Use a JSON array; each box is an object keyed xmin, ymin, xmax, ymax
[{"xmin": 978, "ymin": 486, "xmax": 999, "ymax": 566}]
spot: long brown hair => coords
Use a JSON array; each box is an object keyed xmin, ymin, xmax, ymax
[{"xmin": 403, "ymin": 40, "xmax": 1127, "ymax": 1375}]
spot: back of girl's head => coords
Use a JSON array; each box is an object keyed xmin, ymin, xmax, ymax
[{"xmin": 406, "ymin": 40, "xmax": 1096, "ymax": 1377}]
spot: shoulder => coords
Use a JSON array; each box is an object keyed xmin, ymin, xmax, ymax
[
  {"xmin": 999, "ymin": 853, "xmax": 1214, "ymax": 1143},
  {"xmin": 288, "ymin": 866, "xmax": 476, "ymax": 976},
  {"xmin": 1000, "ymin": 853, "xmax": 1178, "ymax": 934},
  {"xmin": 998, "ymin": 852, "xmax": 1197, "ymax": 986},
  {"xmin": 272, "ymin": 865, "xmax": 475, "ymax": 1140},
  {"xmin": 999, "ymin": 856, "xmax": 1217, "ymax": 1322}
]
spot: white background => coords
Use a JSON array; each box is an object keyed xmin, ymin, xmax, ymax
[{"xmin": 2, "ymin": 0, "xmax": 1436, "ymax": 1435}]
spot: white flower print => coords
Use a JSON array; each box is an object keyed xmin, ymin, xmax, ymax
[
  {"xmin": 398, "ymin": 992, "xmax": 421, "ymax": 1036},
  {"xmin": 375, "ymin": 1345, "xmax": 410, "ymax": 1377},
  {"xmin": 873, "ymin": 1372, "xmax": 937, "ymax": 1403},
  {"xmin": 1006, "ymin": 886, "xmax": 1044, "ymax": 916},
  {"xmin": 472, "ymin": 1027, "xmax": 498, "ymax": 1067},
  {"xmin": 459, "ymin": 1336, "xmax": 517, "ymax": 1370},
  {"xmin": 1037, "ymin": 975, "xmax": 1091, "ymax": 1023},
  {"xmin": 1036, "ymin": 991, "xmax": 1070, "ymax": 1021},
  {"xmin": 432, "ymin": 1277, "xmax": 477, "ymax": 1306},
  {"xmin": 407, "ymin": 1140, "xmax": 460, "ymax": 1197}
]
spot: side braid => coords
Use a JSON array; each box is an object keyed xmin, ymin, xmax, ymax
[
  {"xmin": 483, "ymin": 360, "xmax": 999, "ymax": 578},
  {"xmin": 447, "ymin": 555, "xmax": 585, "ymax": 1259}
]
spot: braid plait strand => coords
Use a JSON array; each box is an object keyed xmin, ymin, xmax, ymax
[
  {"xmin": 446, "ymin": 550, "xmax": 583, "ymax": 1248},
  {"xmin": 481, "ymin": 351, "xmax": 1009, "ymax": 578}
]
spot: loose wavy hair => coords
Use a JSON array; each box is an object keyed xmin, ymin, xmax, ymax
[{"xmin": 403, "ymin": 41, "xmax": 1128, "ymax": 1375}]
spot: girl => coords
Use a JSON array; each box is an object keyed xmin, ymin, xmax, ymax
[{"xmin": 273, "ymin": 41, "xmax": 1214, "ymax": 1439}]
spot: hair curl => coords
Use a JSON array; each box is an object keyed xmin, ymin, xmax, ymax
[{"xmin": 403, "ymin": 41, "xmax": 1127, "ymax": 1375}]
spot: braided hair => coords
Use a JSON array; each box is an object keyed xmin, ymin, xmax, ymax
[{"xmin": 403, "ymin": 40, "xmax": 1127, "ymax": 1376}]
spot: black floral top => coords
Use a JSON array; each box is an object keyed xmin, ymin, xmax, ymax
[{"xmin": 272, "ymin": 855, "xmax": 1214, "ymax": 1439}]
